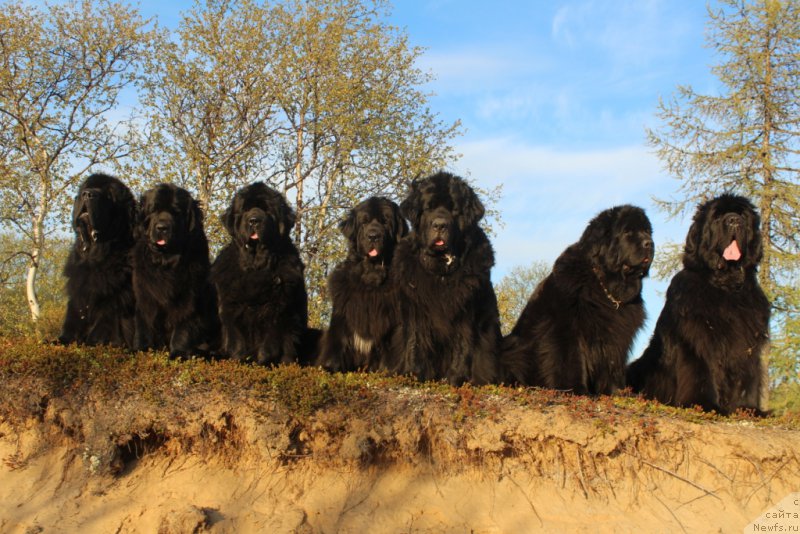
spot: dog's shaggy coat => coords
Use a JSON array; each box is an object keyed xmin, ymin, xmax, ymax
[
  {"xmin": 502, "ymin": 205, "xmax": 654, "ymax": 395},
  {"xmin": 59, "ymin": 173, "xmax": 137, "ymax": 348},
  {"xmin": 211, "ymin": 182, "xmax": 309, "ymax": 365},
  {"xmin": 131, "ymin": 183, "xmax": 219, "ymax": 358},
  {"xmin": 626, "ymin": 194, "xmax": 769, "ymax": 414},
  {"xmin": 390, "ymin": 172, "xmax": 501, "ymax": 385},
  {"xmin": 318, "ymin": 197, "xmax": 408, "ymax": 372}
]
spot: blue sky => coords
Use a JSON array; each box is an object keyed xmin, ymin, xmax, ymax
[{"xmin": 138, "ymin": 0, "xmax": 719, "ymax": 355}]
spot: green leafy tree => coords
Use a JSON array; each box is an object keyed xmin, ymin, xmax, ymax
[
  {"xmin": 266, "ymin": 0, "xmax": 461, "ymax": 325},
  {"xmin": 495, "ymin": 262, "xmax": 550, "ymax": 335},
  {"xmin": 0, "ymin": 0, "xmax": 152, "ymax": 326},
  {"xmin": 0, "ymin": 233, "xmax": 70, "ymax": 337},
  {"xmin": 131, "ymin": 0, "xmax": 281, "ymax": 244},
  {"xmin": 134, "ymin": 0, "xmax": 461, "ymax": 326},
  {"xmin": 647, "ymin": 0, "xmax": 800, "ymax": 394}
]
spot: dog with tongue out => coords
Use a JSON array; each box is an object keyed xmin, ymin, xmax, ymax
[
  {"xmin": 211, "ymin": 182, "xmax": 310, "ymax": 366},
  {"xmin": 131, "ymin": 183, "xmax": 220, "ymax": 359},
  {"xmin": 627, "ymin": 194, "xmax": 770, "ymax": 416},
  {"xmin": 390, "ymin": 171, "xmax": 502, "ymax": 386},
  {"xmin": 317, "ymin": 196, "xmax": 408, "ymax": 373}
]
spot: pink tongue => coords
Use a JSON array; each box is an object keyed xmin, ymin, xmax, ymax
[
  {"xmin": 157, "ymin": 239, "xmax": 166, "ymax": 246},
  {"xmin": 368, "ymin": 249, "xmax": 378, "ymax": 257},
  {"xmin": 250, "ymin": 232, "xmax": 259, "ymax": 240},
  {"xmin": 723, "ymin": 240, "xmax": 741, "ymax": 261},
  {"xmin": 435, "ymin": 239, "xmax": 445, "ymax": 246}
]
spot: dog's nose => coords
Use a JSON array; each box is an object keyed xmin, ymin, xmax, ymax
[
  {"xmin": 82, "ymin": 190, "xmax": 95, "ymax": 200},
  {"xmin": 724, "ymin": 213, "xmax": 742, "ymax": 228},
  {"xmin": 156, "ymin": 223, "xmax": 169, "ymax": 233},
  {"xmin": 248, "ymin": 217, "xmax": 261, "ymax": 227},
  {"xmin": 367, "ymin": 230, "xmax": 381, "ymax": 241},
  {"xmin": 642, "ymin": 239, "xmax": 653, "ymax": 250}
]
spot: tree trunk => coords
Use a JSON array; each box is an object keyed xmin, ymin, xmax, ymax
[
  {"xmin": 294, "ymin": 116, "xmax": 305, "ymax": 242},
  {"xmin": 27, "ymin": 188, "xmax": 47, "ymax": 327},
  {"xmin": 757, "ymin": 34, "xmax": 774, "ymax": 411},
  {"xmin": 26, "ymin": 246, "xmax": 41, "ymax": 324}
]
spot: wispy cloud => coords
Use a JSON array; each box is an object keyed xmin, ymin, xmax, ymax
[
  {"xmin": 456, "ymin": 137, "xmax": 667, "ymax": 197},
  {"xmin": 418, "ymin": 47, "xmax": 548, "ymax": 93},
  {"xmin": 453, "ymin": 135, "xmax": 686, "ymax": 266},
  {"xmin": 551, "ymin": 0, "xmax": 696, "ymax": 67}
]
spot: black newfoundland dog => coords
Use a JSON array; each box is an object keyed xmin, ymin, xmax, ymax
[
  {"xmin": 59, "ymin": 173, "xmax": 137, "ymax": 348},
  {"xmin": 317, "ymin": 196, "xmax": 408, "ymax": 372},
  {"xmin": 131, "ymin": 183, "xmax": 219, "ymax": 358},
  {"xmin": 626, "ymin": 194, "xmax": 769, "ymax": 415},
  {"xmin": 502, "ymin": 205, "xmax": 653, "ymax": 395},
  {"xmin": 390, "ymin": 172, "xmax": 501, "ymax": 385},
  {"xmin": 211, "ymin": 182, "xmax": 310, "ymax": 365}
]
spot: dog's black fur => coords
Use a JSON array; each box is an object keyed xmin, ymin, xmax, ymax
[
  {"xmin": 317, "ymin": 197, "xmax": 408, "ymax": 372},
  {"xmin": 390, "ymin": 172, "xmax": 501, "ymax": 385},
  {"xmin": 59, "ymin": 173, "xmax": 137, "ymax": 348},
  {"xmin": 211, "ymin": 182, "xmax": 309, "ymax": 365},
  {"xmin": 627, "ymin": 194, "xmax": 769, "ymax": 414},
  {"xmin": 502, "ymin": 205, "xmax": 653, "ymax": 395},
  {"xmin": 131, "ymin": 183, "xmax": 219, "ymax": 358}
]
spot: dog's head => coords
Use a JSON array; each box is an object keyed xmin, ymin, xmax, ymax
[
  {"xmin": 684, "ymin": 194, "xmax": 762, "ymax": 274},
  {"xmin": 340, "ymin": 196, "xmax": 407, "ymax": 264},
  {"xmin": 400, "ymin": 171, "xmax": 485, "ymax": 259},
  {"xmin": 222, "ymin": 182, "xmax": 295, "ymax": 252},
  {"xmin": 579, "ymin": 205, "xmax": 654, "ymax": 280},
  {"xmin": 72, "ymin": 173, "xmax": 136, "ymax": 252},
  {"xmin": 137, "ymin": 183, "xmax": 204, "ymax": 255}
]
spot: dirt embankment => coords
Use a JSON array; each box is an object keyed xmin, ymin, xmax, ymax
[
  {"xmin": 0, "ymin": 341, "xmax": 798, "ymax": 533},
  {"xmin": 1, "ymin": 386, "xmax": 799, "ymax": 533}
]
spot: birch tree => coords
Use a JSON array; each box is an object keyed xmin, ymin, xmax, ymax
[
  {"xmin": 136, "ymin": 0, "xmax": 461, "ymax": 324},
  {"xmin": 133, "ymin": 0, "xmax": 281, "ymax": 243},
  {"xmin": 267, "ymin": 0, "xmax": 460, "ymax": 324},
  {"xmin": 0, "ymin": 0, "xmax": 151, "ymax": 324}
]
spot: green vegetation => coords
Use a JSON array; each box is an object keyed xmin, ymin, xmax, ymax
[
  {"xmin": 1, "ymin": 338, "xmax": 796, "ymax": 429},
  {"xmin": 495, "ymin": 261, "xmax": 550, "ymax": 335}
]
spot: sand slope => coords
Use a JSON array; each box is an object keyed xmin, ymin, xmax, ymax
[{"xmin": 1, "ymin": 384, "xmax": 799, "ymax": 533}]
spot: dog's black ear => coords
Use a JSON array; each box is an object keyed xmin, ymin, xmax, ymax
[
  {"xmin": 133, "ymin": 191, "xmax": 151, "ymax": 241},
  {"xmin": 743, "ymin": 199, "xmax": 763, "ymax": 267},
  {"xmin": 122, "ymin": 192, "xmax": 137, "ymax": 242},
  {"xmin": 400, "ymin": 179, "xmax": 421, "ymax": 227},
  {"xmin": 222, "ymin": 204, "xmax": 236, "ymax": 237},
  {"xmin": 127, "ymin": 200, "xmax": 137, "ymax": 235},
  {"xmin": 188, "ymin": 199, "xmax": 204, "ymax": 233},
  {"xmin": 339, "ymin": 208, "xmax": 357, "ymax": 242},
  {"xmin": 451, "ymin": 177, "xmax": 485, "ymax": 230},
  {"xmin": 579, "ymin": 207, "xmax": 615, "ymax": 260},
  {"xmin": 392, "ymin": 202, "xmax": 409, "ymax": 239},
  {"xmin": 71, "ymin": 185, "xmax": 85, "ymax": 229},
  {"xmin": 683, "ymin": 201, "xmax": 708, "ymax": 269},
  {"xmin": 109, "ymin": 180, "xmax": 137, "ymax": 238},
  {"xmin": 222, "ymin": 190, "xmax": 238, "ymax": 237},
  {"xmin": 279, "ymin": 202, "xmax": 297, "ymax": 239}
]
